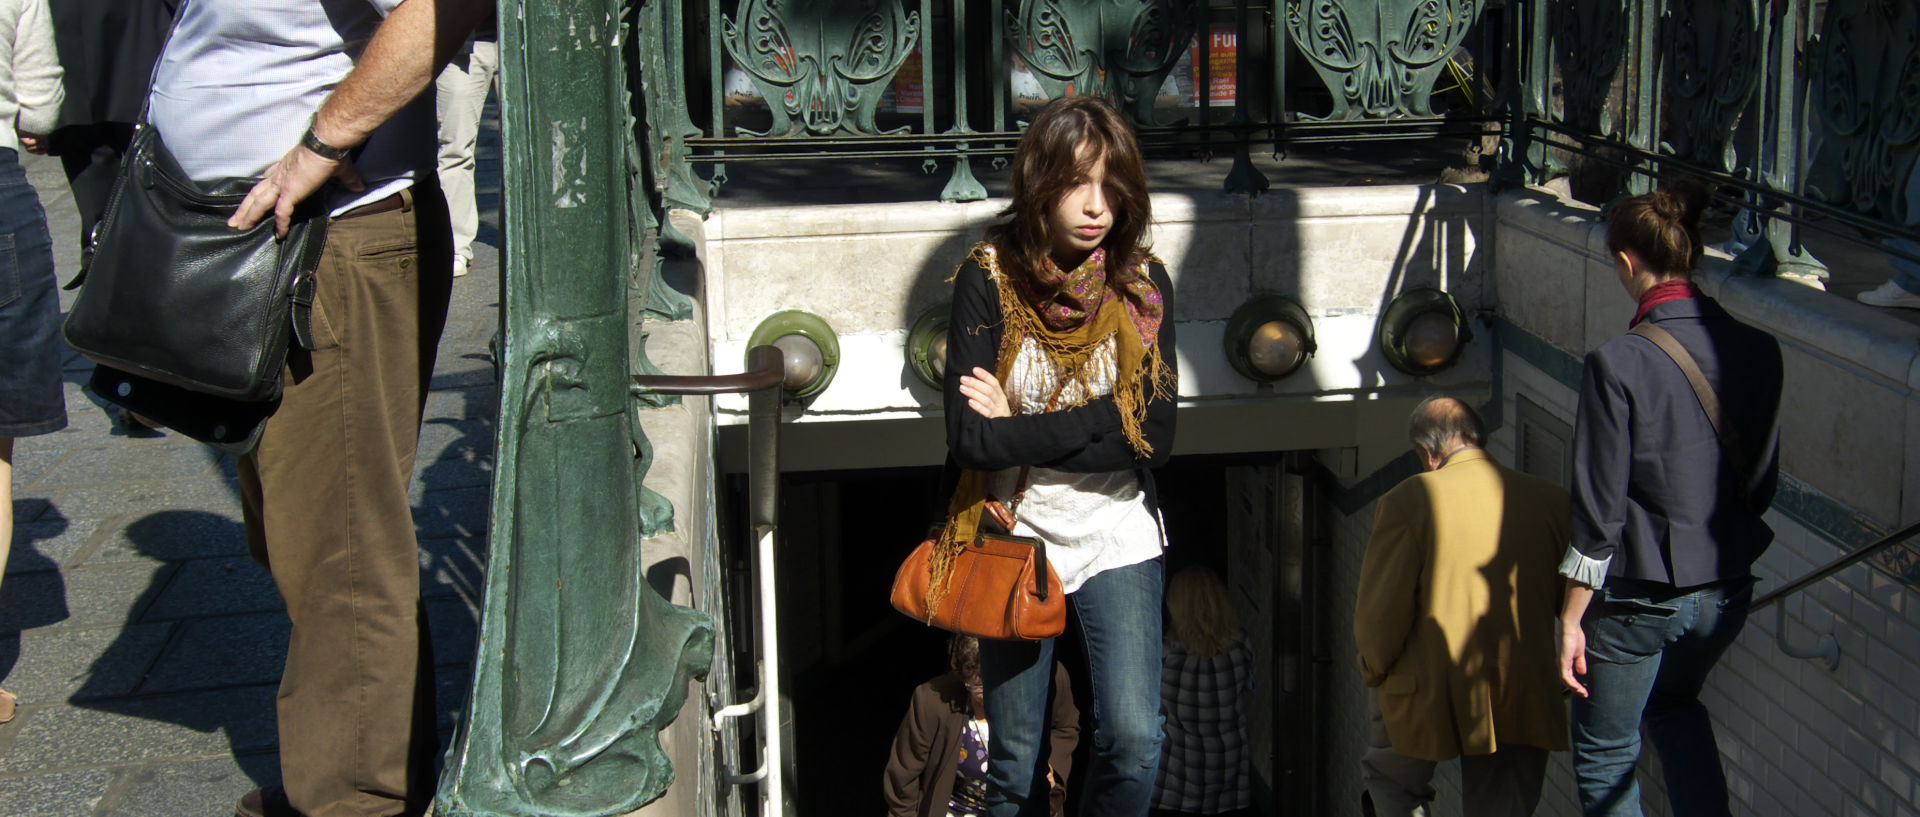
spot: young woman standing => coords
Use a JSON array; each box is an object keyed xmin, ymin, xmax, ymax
[
  {"xmin": 1557, "ymin": 187, "xmax": 1784, "ymax": 817},
  {"xmin": 937, "ymin": 95, "xmax": 1177, "ymax": 817}
]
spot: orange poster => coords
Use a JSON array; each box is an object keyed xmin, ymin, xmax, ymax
[{"xmin": 1208, "ymin": 24, "xmax": 1236, "ymax": 107}]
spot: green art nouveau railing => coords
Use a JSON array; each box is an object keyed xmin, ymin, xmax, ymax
[
  {"xmin": 639, "ymin": 0, "xmax": 1503, "ymax": 204},
  {"xmin": 1500, "ymin": 0, "xmax": 1920, "ymax": 280}
]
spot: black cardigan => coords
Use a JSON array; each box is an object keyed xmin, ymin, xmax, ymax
[{"xmin": 938, "ymin": 255, "xmax": 1177, "ymax": 521}]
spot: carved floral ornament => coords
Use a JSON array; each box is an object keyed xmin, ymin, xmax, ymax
[
  {"xmin": 722, "ymin": 0, "xmax": 922, "ymax": 137},
  {"xmin": 1811, "ymin": 0, "xmax": 1920, "ymax": 223},
  {"xmin": 1663, "ymin": 0, "xmax": 1764, "ymax": 174},
  {"xmin": 1285, "ymin": 0, "xmax": 1480, "ymax": 120}
]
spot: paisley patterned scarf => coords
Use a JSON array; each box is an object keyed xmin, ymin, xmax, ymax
[{"xmin": 1012, "ymin": 246, "xmax": 1166, "ymax": 347}]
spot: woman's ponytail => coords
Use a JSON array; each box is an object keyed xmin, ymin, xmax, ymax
[{"xmin": 1607, "ymin": 180, "xmax": 1708, "ymax": 275}]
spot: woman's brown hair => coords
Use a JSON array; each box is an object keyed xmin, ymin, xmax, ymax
[
  {"xmin": 985, "ymin": 96, "xmax": 1153, "ymax": 286},
  {"xmin": 1166, "ymin": 565, "xmax": 1237, "ymax": 657},
  {"xmin": 1607, "ymin": 182, "xmax": 1708, "ymax": 276}
]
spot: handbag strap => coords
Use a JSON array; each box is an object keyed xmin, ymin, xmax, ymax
[{"xmin": 1628, "ymin": 321, "xmax": 1754, "ymax": 504}]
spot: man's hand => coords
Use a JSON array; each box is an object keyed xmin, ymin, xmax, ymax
[
  {"xmin": 1559, "ymin": 619, "xmax": 1589, "ymax": 698},
  {"xmin": 959, "ymin": 367, "xmax": 1012, "ymax": 418},
  {"xmin": 230, "ymin": 144, "xmax": 366, "ymax": 237},
  {"xmin": 18, "ymin": 132, "xmax": 47, "ymax": 155}
]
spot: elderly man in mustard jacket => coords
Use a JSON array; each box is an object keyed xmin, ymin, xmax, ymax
[{"xmin": 1355, "ymin": 396, "xmax": 1570, "ymax": 817}]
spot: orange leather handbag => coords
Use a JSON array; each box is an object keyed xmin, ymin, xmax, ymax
[{"xmin": 890, "ymin": 466, "xmax": 1067, "ymax": 641}]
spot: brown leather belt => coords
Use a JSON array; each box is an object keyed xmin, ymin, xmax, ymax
[{"xmin": 336, "ymin": 191, "xmax": 405, "ymax": 220}]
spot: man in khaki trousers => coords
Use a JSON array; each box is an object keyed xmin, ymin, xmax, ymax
[
  {"xmin": 151, "ymin": 1, "xmax": 489, "ymax": 814},
  {"xmin": 1354, "ymin": 397, "xmax": 1570, "ymax": 817}
]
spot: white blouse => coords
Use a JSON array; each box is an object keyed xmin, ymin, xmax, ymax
[{"xmin": 989, "ymin": 334, "xmax": 1165, "ymax": 594}]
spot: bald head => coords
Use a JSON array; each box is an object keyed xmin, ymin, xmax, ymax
[{"xmin": 1409, "ymin": 395, "xmax": 1485, "ymax": 467}]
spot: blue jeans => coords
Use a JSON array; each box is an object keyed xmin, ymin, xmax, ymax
[
  {"xmin": 1571, "ymin": 577, "xmax": 1755, "ymax": 817},
  {"xmin": 980, "ymin": 557, "xmax": 1165, "ymax": 817}
]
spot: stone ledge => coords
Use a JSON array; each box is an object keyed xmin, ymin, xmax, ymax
[
  {"xmin": 1493, "ymin": 186, "xmax": 1920, "ymax": 393},
  {"xmin": 1698, "ymin": 265, "xmax": 1920, "ymax": 391}
]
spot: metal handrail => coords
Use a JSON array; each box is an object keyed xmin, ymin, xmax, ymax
[
  {"xmin": 633, "ymin": 343, "xmax": 790, "ymax": 817},
  {"xmin": 1751, "ymin": 520, "xmax": 1920, "ymax": 671},
  {"xmin": 1752, "ymin": 520, "xmax": 1920, "ymax": 611}
]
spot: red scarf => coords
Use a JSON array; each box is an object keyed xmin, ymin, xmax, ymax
[{"xmin": 1629, "ymin": 279, "xmax": 1702, "ymax": 328}]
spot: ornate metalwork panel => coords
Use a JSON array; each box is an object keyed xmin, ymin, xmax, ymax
[
  {"xmin": 436, "ymin": 1, "xmax": 714, "ymax": 815},
  {"xmin": 1549, "ymin": 0, "xmax": 1628, "ymax": 137},
  {"xmin": 1284, "ymin": 0, "xmax": 1481, "ymax": 120},
  {"xmin": 722, "ymin": 0, "xmax": 922, "ymax": 137},
  {"xmin": 1004, "ymin": 0, "xmax": 1199, "ymax": 126},
  {"xmin": 1810, "ymin": 0, "xmax": 1920, "ymax": 224},
  {"xmin": 1662, "ymin": 0, "xmax": 1764, "ymax": 173}
]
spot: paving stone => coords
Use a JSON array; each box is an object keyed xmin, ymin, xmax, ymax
[
  {"xmin": 4, "ymin": 517, "xmax": 100, "ymax": 575},
  {"xmin": 419, "ymin": 536, "xmax": 489, "ymax": 601},
  {"xmin": 10, "ymin": 496, "xmax": 54, "ymax": 524},
  {"xmin": 48, "ymin": 478, "xmax": 243, "ymax": 522},
  {"xmin": 140, "ymin": 613, "xmax": 288, "ymax": 694},
  {"xmin": 429, "ymin": 365, "xmax": 497, "ymax": 391},
  {"xmin": 0, "ymin": 562, "xmax": 169, "ymax": 634},
  {"xmin": 35, "ymin": 444, "xmax": 221, "ymax": 487},
  {"xmin": 141, "ymin": 557, "xmax": 281, "ymax": 621},
  {"xmin": 413, "ymin": 485, "xmax": 491, "ymax": 540},
  {"xmin": 409, "ymin": 454, "xmax": 495, "ymax": 501},
  {"xmin": 82, "ymin": 510, "xmax": 251, "ymax": 566},
  {"xmin": 0, "ymin": 767, "xmax": 115, "ymax": 817},
  {"xmin": 417, "ymin": 417, "xmax": 497, "ymax": 465},
  {"xmin": 6, "ymin": 445, "xmax": 67, "ymax": 492},
  {"xmin": 428, "ymin": 596, "xmax": 481, "ymax": 669},
  {"xmin": 93, "ymin": 753, "xmax": 281, "ymax": 817},
  {"xmin": 0, "ymin": 623, "xmax": 173, "ymax": 703},
  {"xmin": 0, "ymin": 685, "xmax": 278, "ymax": 774},
  {"xmin": 424, "ymin": 384, "xmax": 500, "ymax": 422},
  {"xmin": 435, "ymin": 663, "xmax": 475, "ymax": 734}
]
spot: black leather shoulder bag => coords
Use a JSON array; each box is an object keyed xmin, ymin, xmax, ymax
[{"xmin": 63, "ymin": 123, "xmax": 328, "ymax": 404}]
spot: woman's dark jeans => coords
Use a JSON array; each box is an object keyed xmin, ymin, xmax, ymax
[
  {"xmin": 1571, "ymin": 576, "xmax": 1755, "ymax": 817},
  {"xmin": 980, "ymin": 557, "xmax": 1165, "ymax": 817}
]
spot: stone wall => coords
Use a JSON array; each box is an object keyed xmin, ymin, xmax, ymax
[{"xmin": 700, "ymin": 185, "xmax": 1492, "ymax": 473}]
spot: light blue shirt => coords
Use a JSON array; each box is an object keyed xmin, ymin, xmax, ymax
[{"xmin": 149, "ymin": 0, "xmax": 434, "ymax": 215}]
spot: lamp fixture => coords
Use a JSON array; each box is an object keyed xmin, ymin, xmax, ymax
[
  {"xmin": 1224, "ymin": 294, "xmax": 1317, "ymax": 382},
  {"xmin": 1378, "ymin": 288, "xmax": 1472, "ymax": 375},
  {"xmin": 907, "ymin": 302, "xmax": 952, "ymax": 390},
  {"xmin": 747, "ymin": 310, "xmax": 840, "ymax": 398}
]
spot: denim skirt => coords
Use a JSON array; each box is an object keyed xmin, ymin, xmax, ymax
[{"xmin": 0, "ymin": 148, "xmax": 67, "ymax": 437}]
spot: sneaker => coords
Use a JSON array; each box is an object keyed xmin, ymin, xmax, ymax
[
  {"xmin": 1857, "ymin": 279, "xmax": 1920, "ymax": 309},
  {"xmin": 452, "ymin": 257, "xmax": 470, "ymax": 278},
  {"xmin": 1776, "ymin": 268, "xmax": 1827, "ymax": 291}
]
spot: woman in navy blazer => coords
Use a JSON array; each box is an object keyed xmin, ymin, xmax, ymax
[{"xmin": 1555, "ymin": 186, "xmax": 1783, "ymax": 817}]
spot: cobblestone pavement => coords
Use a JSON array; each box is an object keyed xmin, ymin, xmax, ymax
[{"xmin": 0, "ymin": 118, "xmax": 502, "ymax": 815}]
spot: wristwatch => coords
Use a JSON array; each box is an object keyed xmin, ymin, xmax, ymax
[{"xmin": 300, "ymin": 115, "xmax": 353, "ymax": 161}]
